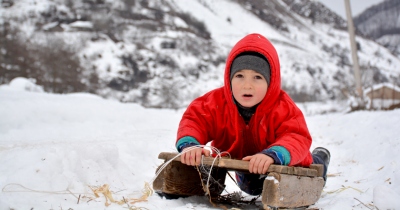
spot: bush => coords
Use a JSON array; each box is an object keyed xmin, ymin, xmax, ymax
[{"xmin": 0, "ymin": 23, "xmax": 98, "ymax": 93}]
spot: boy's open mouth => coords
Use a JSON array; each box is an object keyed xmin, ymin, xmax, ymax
[{"xmin": 243, "ymin": 94, "xmax": 253, "ymax": 98}]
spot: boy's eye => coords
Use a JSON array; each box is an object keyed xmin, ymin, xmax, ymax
[
  {"xmin": 235, "ymin": 74, "xmax": 244, "ymax": 78},
  {"xmin": 254, "ymin": 75, "xmax": 263, "ymax": 79}
]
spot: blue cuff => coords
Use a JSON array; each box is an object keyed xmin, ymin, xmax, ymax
[
  {"xmin": 176, "ymin": 136, "xmax": 200, "ymax": 152},
  {"xmin": 261, "ymin": 146, "xmax": 291, "ymax": 165}
]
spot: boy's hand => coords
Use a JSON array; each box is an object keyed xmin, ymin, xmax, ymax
[
  {"xmin": 181, "ymin": 147, "xmax": 211, "ymax": 166},
  {"xmin": 242, "ymin": 154, "xmax": 274, "ymax": 174}
]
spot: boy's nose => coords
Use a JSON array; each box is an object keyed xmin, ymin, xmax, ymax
[{"xmin": 243, "ymin": 81, "xmax": 253, "ymax": 89}]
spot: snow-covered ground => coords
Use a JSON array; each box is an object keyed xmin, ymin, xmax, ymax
[{"xmin": 0, "ymin": 78, "xmax": 399, "ymax": 210}]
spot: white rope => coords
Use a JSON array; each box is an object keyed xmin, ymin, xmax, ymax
[
  {"xmin": 197, "ymin": 145, "xmax": 230, "ymax": 195},
  {"xmin": 149, "ymin": 145, "xmax": 231, "ymax": 196},
  {"xmin": 2, "ymin": 183, "xmax": 84, "ymax": 198}
]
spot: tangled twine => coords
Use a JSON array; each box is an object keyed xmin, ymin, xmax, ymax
[{"xmin": 89, "ymin": 183, "xmax": 151, "ymax": 209}]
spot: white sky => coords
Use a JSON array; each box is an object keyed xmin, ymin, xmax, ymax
[{"xmin": 318, "ymin": 0, "xmax": 385, "ymax": 18}]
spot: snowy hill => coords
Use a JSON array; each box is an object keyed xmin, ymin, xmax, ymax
[
  {"xmin": 354, "ymin": 0, "xmax": 400, "ymax": 56},
  {"xmin": 0, "ymin": 78, "xmax": 399, "ymax": 209},
  {"xmin": 1, "ymin": 0, "xmax": 400, "ymax": 108}
]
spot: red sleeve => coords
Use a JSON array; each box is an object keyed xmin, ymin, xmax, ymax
[
  {"xmin": 269, "ymin": 92, "xmax": 313, "ymax": 166},
  {"xmin": 176, "ymin": 90, "xmax": 219, "ymax": 145}
]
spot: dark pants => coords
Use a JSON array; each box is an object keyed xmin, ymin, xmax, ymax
[{"xmin": 236, "ymin": 154, "xmax": 328, "ymax": 196}]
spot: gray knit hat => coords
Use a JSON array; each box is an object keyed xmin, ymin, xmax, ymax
[{"xmin": 230, "ymin": 52, "xmax": 271, "ymax": 85}]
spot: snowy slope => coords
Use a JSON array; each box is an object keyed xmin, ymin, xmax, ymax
[
  {"xmin": 2, "ymin": 0, "xmax": 400, "ymax": 107},
  {"xmin": 0, "ymin": 79, "xmax": 399, "ymax": 209}
]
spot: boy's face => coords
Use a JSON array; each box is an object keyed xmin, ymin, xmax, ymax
[{"xmin": 231, "ymin": 69, "xmax": 268, "ymax": 108}]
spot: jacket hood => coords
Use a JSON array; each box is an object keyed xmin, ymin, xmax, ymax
[{"xmin": 224, "ymin": 33, "xmax": 281, "ymax": 114}]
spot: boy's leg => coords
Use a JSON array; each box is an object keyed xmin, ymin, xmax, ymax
[
  {"xmin": 235, "ymin": 172, "xmax": 264, "ymax": 196},
  {"xmin": 311, "ymin": 147, "xmax": 330, "ymax": 182}
]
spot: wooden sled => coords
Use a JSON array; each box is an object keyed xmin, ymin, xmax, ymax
[{"xmin": 153, "ymin": 152, "xmax": 325, "ymax": 209}]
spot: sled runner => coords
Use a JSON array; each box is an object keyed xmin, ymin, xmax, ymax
[{"xmin": 153, "ymin": 152, "xmax": 325, "ymax": 209}]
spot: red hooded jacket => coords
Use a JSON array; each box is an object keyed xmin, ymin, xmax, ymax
[{"xmin": 176, "ymin": 33, "xmax": 313, "ymax": 167}]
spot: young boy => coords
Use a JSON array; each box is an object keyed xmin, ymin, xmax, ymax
[{"xmin": 175, "ymin": 33, "xmax": 330, "ymax": 195}]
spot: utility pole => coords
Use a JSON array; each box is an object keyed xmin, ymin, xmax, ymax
[{"xmin": 344, "ymin": 0, "xmax": 363, "ymax": 99}]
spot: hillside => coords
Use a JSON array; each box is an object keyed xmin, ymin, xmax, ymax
[
  {"xmin": 354, "ymin": 0, "xmax": 400, "ymax": 57},
  {"xmin": 1, "ymin": 0, "xmax": 400, "ymax": 108}
]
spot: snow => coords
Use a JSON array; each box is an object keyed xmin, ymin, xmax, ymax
[
  {"xmin": 365, "ymin": 83, "xmax": 400, "ymax": 93},
  {"xmin": 265, "ymin": 176, "xmax": 279, "ymax": 184},
  {"xmin": 171, "ymin": 0, "xmax": 289, "ymax": 47},
  {"xmin": 69, "ymin": 21, "xmax": 94, "ymax": 29},
  {"xmin": 7, "ymin": 77, "xmax": 44, "ymax": 93},
  {"xmin": 374, "ymin": 185, "xmax": 400, "ymax": 209},
  {"xmin": 1, "ymin": 78, "xmax": 399, "ymax": 209}
]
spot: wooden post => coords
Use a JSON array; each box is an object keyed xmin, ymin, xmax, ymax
[{"xmin": 344, "ymin": 0, "xmax": 363, "ymax": 99}]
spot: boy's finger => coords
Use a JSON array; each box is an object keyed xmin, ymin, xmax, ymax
[
  {"xmin": 203, "ymin": 149, "xmax": 211, "ymax": 157},
  {"xmin": 181, "ymin": 153, "xmax": 188, "ymax": 164},
  {"xmin": 246, "ymin": 156, "xmax": 257, "ymax": 173},
  {"xmin": 260, "ymin": 158, "xmax": 268, "ymax": 174},
  {"xmin": 262, "ymin": 161, "xmax": 270, "ymax": 174},
  {"xmin": 253, "ymin": 158, "xmax": 262, "ymax": 174},
  {"xmin": 242, "ymin": 156, "xmax": 252, "ymax": 161},
  {"xmin": 195, "ymin": 151, "xmax": 202, "ymax": 165},
  {"xmin": 186, "ymin": 153, "xmax": 192, "ymax": 165},
  {"xmin": 189, "ymin": 151, "xmax": 196, "ymax": 165},
  {"xmin": 190, "ymin": 153, "xmax": 196, "ymax": 165}
]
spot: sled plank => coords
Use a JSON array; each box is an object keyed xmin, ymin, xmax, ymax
[
  {"xmin": 153, "ymin": 160, "xmax": 226, "ymax": 196},
  {"xmin": 158, "ymin": 152, "xmax": 322, "ymax": 177},
  {"xmin": 262, "ymin": 172, "xmax": 325, "ymax": 208}
]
